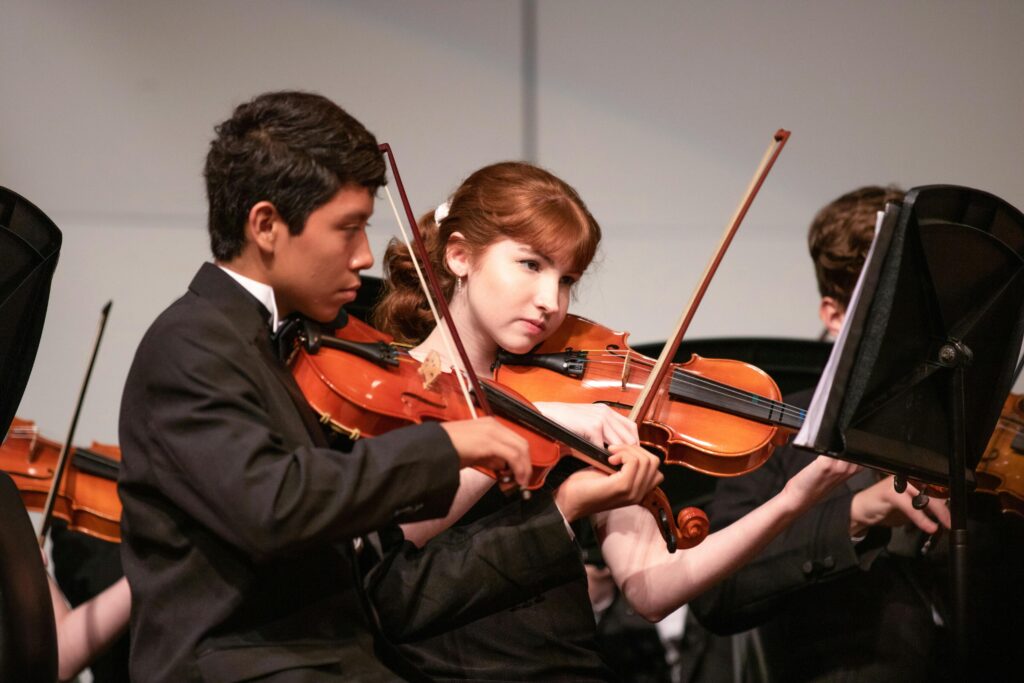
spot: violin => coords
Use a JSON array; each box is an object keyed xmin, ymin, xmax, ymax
[
  {"xmin": 968, "ymin": 392, "xmax": 1024, "ymax": 518},
  {"xmin": 287, "ymin": 314, "xmax": 710, "ymax": 551},
  {"xmin": 0, "ymin": 417, "xmax": 122, "ymax": 543},
  {"xmin": 495, "ymin": 314, "xmax": 805, "ymax": 477}
]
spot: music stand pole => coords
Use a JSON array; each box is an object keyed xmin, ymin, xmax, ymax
[{"xmin": 940, "ymin": 339, "xmax": 971, "ymax": 681}]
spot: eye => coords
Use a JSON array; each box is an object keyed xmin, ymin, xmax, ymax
[
  {"xmin": 337, "ymin": 220, "xmax": 369, "ymax": 232},
  {"xmin": 520, "ymin": 259, "xmax": 541, "ymax": 272},
  {"xmin": 559, "ymin": 275, "xmax": 578, "ymax": 286}
]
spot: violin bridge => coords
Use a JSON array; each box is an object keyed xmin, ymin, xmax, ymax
[
  {"xmin": 621, "ymin": 354, "xmax": 631, "ymax": 392},
  {"xmin": 419, "ymin": 350, "xmax": 443, "ymax": 390}
]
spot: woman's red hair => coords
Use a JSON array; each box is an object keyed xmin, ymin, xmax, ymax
[{"xmin": 374, "ymin": 161, "xmax": 601, "ymax": 343}]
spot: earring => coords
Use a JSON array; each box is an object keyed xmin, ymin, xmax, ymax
[{"xmin": 456, "ymin": 276, "xmax": 464, "ymax": 294}]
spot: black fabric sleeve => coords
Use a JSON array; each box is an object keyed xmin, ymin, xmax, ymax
[
  {"xmin": 366, "ymin": 490, "xmax": 581, "ymax": 641},
  {"xmin": 691, "ymin": 446, "xmax": 868, "ymax": 635},
  {"xmin": 122, "ymin": 312, "xmax": 460, "ymax": 562}
]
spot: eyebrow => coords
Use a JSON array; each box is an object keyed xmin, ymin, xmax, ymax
[
  {"xmin": 336, "ymin": 210, "xmax": 372, "ymax": 223},
  {"xmin": 518, "ymin": 244, "xmax": 580, "ymax": 276},
  {"xmin": 516, "ymin": 244, "xmax": 551, "ymax": 263}
]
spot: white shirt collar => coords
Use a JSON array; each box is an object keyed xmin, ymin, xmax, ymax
[{"xmin": 217, "ymin": 264, "xmax": 282, "ymax": 331}]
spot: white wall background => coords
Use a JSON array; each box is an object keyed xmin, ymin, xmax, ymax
[{"xmin": 3, "ymin": 0, "xmax": 1023, "ymax": 445}]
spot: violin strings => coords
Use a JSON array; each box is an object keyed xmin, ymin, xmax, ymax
[
  {"xmin": 568, "ymin": 351, "xmax": 806, "ymax": 422},
  {"xmin": 579, "ymin": 350, "xmax": 803, "ymax": 413},
  {"xmin": 564, "ymin": 364, "xmax": 806, "ymax": 425},
  {"xmin": 560, "ymin": 356, "xmax": 790, "ymax": 410}
]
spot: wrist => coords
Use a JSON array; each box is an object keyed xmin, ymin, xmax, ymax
[
  {"xmin": 777, "ymin": 480, "xmax": 816, "ymax": 520},
  {"xmin": 552, "ymin": 486, "xmax": 580, "ymax": 523},
  {"xmin": 848, "ymin": 492, "xmax": 870, "ymax": 536}
]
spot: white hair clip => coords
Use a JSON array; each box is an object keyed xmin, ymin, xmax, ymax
[{"xmin": 434, "ymin": 200, "xmax": 451, "ymax": 225}]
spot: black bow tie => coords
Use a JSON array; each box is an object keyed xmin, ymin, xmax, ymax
[
  {"xmin": 269, "ymin": 308, "xmax": 352, "ymax": 362},
  {"xmin": 270, "ymin": 315, "xmax": 305, "ymax": 362}
]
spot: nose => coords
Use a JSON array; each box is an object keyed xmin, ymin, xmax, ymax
[
  {"xmin": 533, "ymin": 274, "xmax": 561, "ymax": 315},
  {"xmin": 351, "ymin": 229, "xmax": 374, "ymax": 271}
]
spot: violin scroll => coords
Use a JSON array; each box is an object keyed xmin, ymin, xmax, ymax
[{"xmin": 641, "ymin": 488, "xmax": 709, "ymax": 553}]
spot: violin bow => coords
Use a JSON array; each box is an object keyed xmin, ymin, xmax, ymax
[
  {"xmin": 628, "ymin": 129, "xmax": 791, "ymax": 426},
  {"xmin": 377, "ymin": 144, "xmax": 490, "ymax": 418},
  {"xmin": 38, "ymin": 300, "xmax": 112, "ymax": 544}
]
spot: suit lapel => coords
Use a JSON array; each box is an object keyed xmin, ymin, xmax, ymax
[
  {"xmin": 252, "ymin": 324, "xmax": 330, "ymax": 448},
  {"xmin": 188, "ymin": 263, "xmax": 329, "ymax": 448}
]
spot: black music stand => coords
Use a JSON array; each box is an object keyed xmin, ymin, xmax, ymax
[
  {"xmin": 0, "ymin": 186, "xmax": 62, "ymax": 682},
  {"xmin": 0, "ymin": 186, "xmax": 62, "ymax": 436},
  {"xmin": 795, "ymin": 185, "xmax": 1024, "ymax": 678}
]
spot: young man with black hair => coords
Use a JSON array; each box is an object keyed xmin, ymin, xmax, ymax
[{"xmin": 117, "ymin": 91, "xmax": 627, "ymax": 682}]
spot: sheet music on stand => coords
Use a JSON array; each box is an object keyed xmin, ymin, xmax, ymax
[
  {"xmin": 794, "ymin": 206, "xmax": 897, "ymax": 457},
  {"xmin": 793, "ymin": 185, "xmax": 1024, "ymax": 486}
]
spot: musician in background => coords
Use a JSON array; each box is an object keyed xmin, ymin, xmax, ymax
[
  {"xmin": 692, "ymin": 185, "xmax": 1023, "ymax": 681},
  {"xmin": 48, "ymin": 523, "xmax": 130, "ymax": 681},
  {"xmin": 42, "ymin": 545, "xmax": 129, "ymax": 681}
]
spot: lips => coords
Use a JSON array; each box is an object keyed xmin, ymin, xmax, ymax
[
  {"xmin": 336, "ymin": 285, "xmax": 360, "ymax": 304},
  {"xmin": 520, "ymin": 318, "xmax": 547, "ymax": 335}
]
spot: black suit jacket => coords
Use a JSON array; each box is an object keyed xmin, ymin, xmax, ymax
[
  {"xmin": 690, "ymin": 388, "xmax": 1023, "ymax": 682},
  {"xmin": 118, "ymin": 264, "xmax": 580, "ymax": 682}
]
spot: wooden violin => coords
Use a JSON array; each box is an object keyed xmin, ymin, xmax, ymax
[
  {"xmin": 287, "ymin": 313, "xmax": 709, "ymax": 551},
  {"xmin": 494, "ymin": 130, "xmax": 794, "ymax": 481},
  {"xmin": 960, "ymin": 392, "xmax": 1023, "ymax": 517},
  {"xmin": 0, "ymin": 417, "xmax": 122, "ymax": 543},
  {"xmin": 495, "ymin": 314, "xmax": 804, "ymax": 477}
]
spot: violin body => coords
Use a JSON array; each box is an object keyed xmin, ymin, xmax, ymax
[
  {"xmin": 1, "ymin": 417, "xmax": 122, "ymax": 543},
  {"xmin": 495, "ymin": 314, "xmax": 793, "ymax": 477},
  {"xmin": 975, "ymin": 392, "xmax": 1024, "ymax": 518}
]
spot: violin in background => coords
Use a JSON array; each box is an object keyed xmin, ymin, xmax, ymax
[
  {"xmin": 975, "ymin": 392, "xmax": 1024, "ymax": 518},
  {"xmin": 0, "ymin": 417, "xmax": 122, "ymax": 543}
]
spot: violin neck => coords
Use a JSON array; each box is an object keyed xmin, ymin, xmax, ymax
[
  {"xmin": 72, "ymin": 447, "xmax": 120, "ymax": 482},
  {"xmin": 667, "ymin": 369, "xmax": 805, "ymax": 431},
  {"xmin": 480, "ymin": 383, "xmax": 616, "ymax": 472}
]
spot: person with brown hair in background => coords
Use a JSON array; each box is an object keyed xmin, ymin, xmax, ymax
[{"xmin": 692, "ymin": 185, "xmax": 1023, "ymax": 682}]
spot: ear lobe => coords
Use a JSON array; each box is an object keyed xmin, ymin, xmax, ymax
[
  {"xmin": 248, "ymin": 201, "xmax": 282, "ymax": 255},
  {"xmin": 818, "ymin": 296, "xmax": 846, "ymax": 337},
  {"xmin": 445, "ymin": 231, "xmax": 471, "ymax": 278}
]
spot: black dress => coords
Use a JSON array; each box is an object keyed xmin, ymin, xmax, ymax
[{"xmin": 395, "ymin": 483, "xmax": 618, "ymax": 682}]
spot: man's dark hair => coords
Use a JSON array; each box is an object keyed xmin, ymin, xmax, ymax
[
  {"xmin": 808, "ymin": 185, "xmax": 905, "ymax": 307},
  {"xmin": 204, "ymin": 91, "xmax": 386, "ymax": 261}
]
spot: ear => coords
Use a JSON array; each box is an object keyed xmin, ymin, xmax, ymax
[
  {"xmin": 246, "ymin": 201, "xmax": 284, "ymax": 256},
  {"xmin": 444, "ymin": 231, "xmax": 472, "ymax": 278},
  {"xmin": 818, "ymin": 296, "xmax": 846, "ymax": 338}
]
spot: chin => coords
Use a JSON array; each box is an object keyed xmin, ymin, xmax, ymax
[
  {"xmin": 499, "ymin": 337, "xmax": 538, "ymax": 355},
  {"xmin": 302, "ymin": 305, "xmax": 343, "ymax": 325}
]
